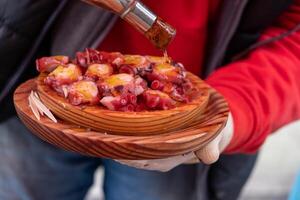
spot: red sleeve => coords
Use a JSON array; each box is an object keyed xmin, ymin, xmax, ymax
[{"xmin": 206, "ymin": 0, "xmax": 300, "ymax": 153}]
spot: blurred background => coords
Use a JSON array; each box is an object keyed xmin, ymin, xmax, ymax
[{"xmin": 85, "ymin": 120, "xmax": 300, "ymax": 200}]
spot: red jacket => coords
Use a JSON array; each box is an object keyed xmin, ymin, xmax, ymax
[{"xmin": 207, "ymin": 0, "xmax": 300, "ymax": 153}]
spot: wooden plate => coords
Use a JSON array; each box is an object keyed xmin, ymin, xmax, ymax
[
  {"xmin": 36, "ymin": 72, "xmax": 210, "ymax": 135},
  {"xmin": 14, "ymin": 79, "xmax": 229, "ymax": 160}
]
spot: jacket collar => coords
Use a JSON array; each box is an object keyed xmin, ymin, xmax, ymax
[{"xmin": 202, "ymin": 0, "xmax": 248, "ymax": 78}]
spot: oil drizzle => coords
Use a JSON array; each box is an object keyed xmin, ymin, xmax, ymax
[{"xmin": 163, "ymin": 50, "xmax": 171, "ymax": 63}]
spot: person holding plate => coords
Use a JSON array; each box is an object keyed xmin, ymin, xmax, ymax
[{"xmin": 0, "ymin": 0, "xmax": 300, "ymax": 200}]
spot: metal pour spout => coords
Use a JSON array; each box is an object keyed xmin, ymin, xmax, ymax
[{"xmin": 82, "ymin": 0, "xmax": 176, "ymax": 50}]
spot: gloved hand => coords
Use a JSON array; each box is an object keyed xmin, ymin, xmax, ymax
[{"xmin": 117, "ymin": 113, "xmax": 234, "ymax": 172}]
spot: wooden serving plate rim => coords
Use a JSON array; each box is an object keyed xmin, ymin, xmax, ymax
[{"xmin": 14, "ymin": 79, "xmax": 228, "ymax": 159}]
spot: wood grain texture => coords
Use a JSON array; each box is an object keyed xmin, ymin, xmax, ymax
[
  {"xmin": 36, "ymin": 72, "xmax": 210, "ymax": 135},
  {"xmin": 14, "ymin": 79, "xmax": 229, "ymax": 160}
]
